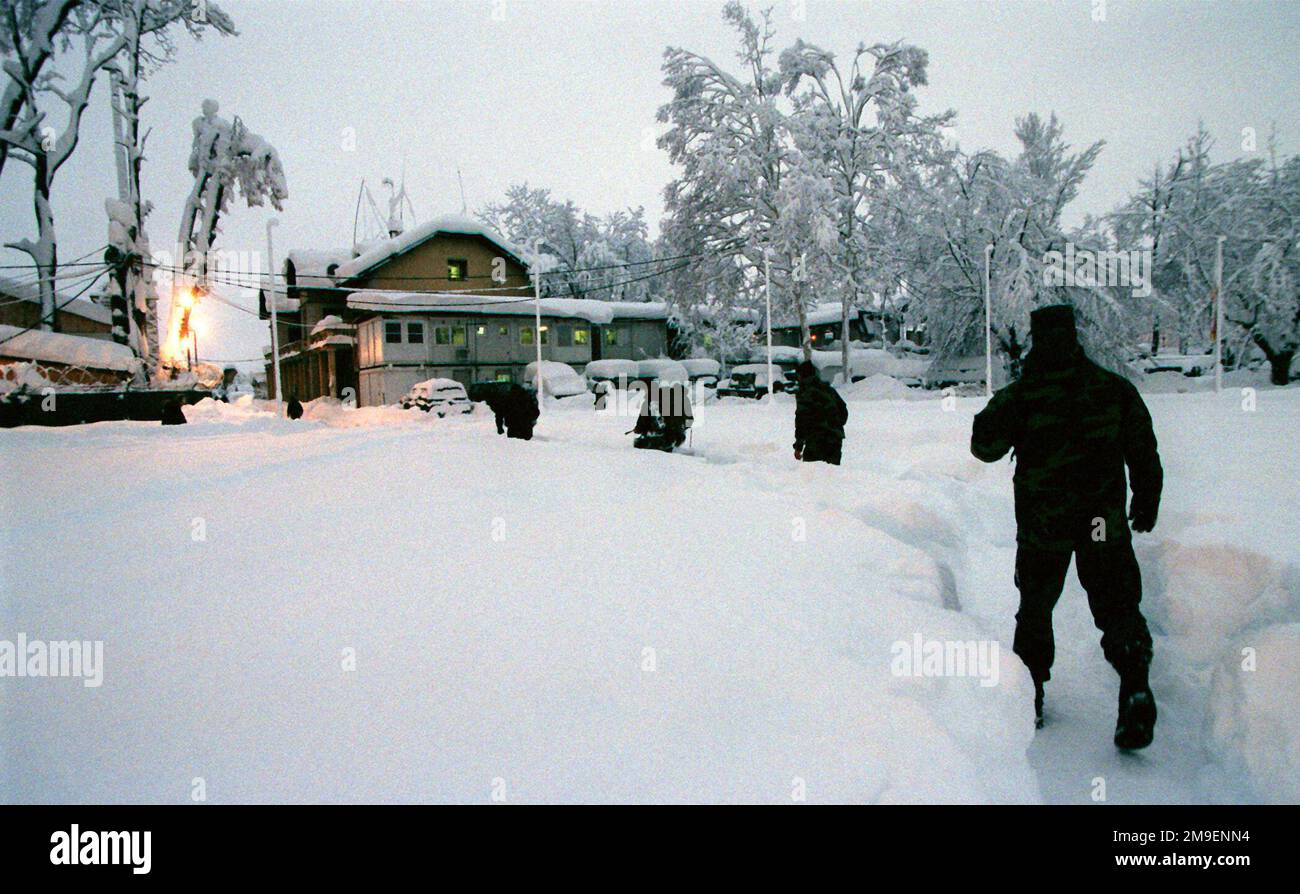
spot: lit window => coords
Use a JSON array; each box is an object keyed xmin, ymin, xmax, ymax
[
  {"xmin": 495, "ymin": 371, "xmax": 512, "ymax": 382},
  {"xmin": 498, "ymin": 325, "xmax": 509, "ymax": 337},
  {"xmin": 574, "ymin": 328, "xmax": 589, "ymax": 345},
  {"xmin": 540, "ymin": 326, "xmax": 549, "ymax": 345},
  {"xmin": 452, "ymin": 326, "xmax": 466, "ymax": 346},
  {"xmin": 448, "ymin": 259, "xmax": 467, "ymax": 281},
  {"xmin": 385, "ymin": 321, "xmax": 402, "ymax": 343},
  {"xmin": 407, "ymin": 322, "xmax": 424, "ymax": 343},
  {"xmin": 605, "ymin": 328, "xmax": 619, "ymax": 346},
  {"xmin": 435, "ymin": 326, "xmax": 451, "ymax": 345},
  {"xmin": 520, "ymin": 327, "xmax": 534, "ymax": 345},
  {"xmin": 476, "ymin": 325, "xmax": 486, "ymax": 336}
]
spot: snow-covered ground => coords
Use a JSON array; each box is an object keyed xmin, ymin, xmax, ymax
[{"xmin": 1, "ymin": 385, "xmax": 1296, "ymax": 803}]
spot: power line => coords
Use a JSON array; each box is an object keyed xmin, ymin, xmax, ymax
[{"xmin": 0, "ymin": 265, "xmax": 112, "ymax": 349}]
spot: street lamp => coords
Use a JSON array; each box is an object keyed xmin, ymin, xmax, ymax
[
  {"xmin": 984, "ymin": 243, "xmax": 995, "ymax": 397},
  {"xmin": 1214, "ymin": 235, "xmax": 1226, "ymax": 393}
]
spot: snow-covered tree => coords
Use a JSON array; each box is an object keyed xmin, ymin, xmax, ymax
[
  {"xmin": 906, "ymin": 114, "xmax": 1122, "ymax": 378},
  {"xmin": 164, "ymin": 97, "xmax": 285, "ymax": 373},
  {"xmin": 1114, "ymin": 128, "xmax": 1298, "ymax": 384},
  {"xmin": 479, "ymin": 183, "xmax": 660, "ymax": 302},
  {"xmin": 104, "ymin": 1, "xmax": 233, "ymax": 375},
  {"xmin": 657, "ymin": 2, "xmax": 784, "ymax": 326},
  {"xmin": 1, "ymin": 0, "xmax": 232, "ymax": 333},
  {"xmin": 778, "ymin": 37, "xmax": 950, "ymax": 375}
]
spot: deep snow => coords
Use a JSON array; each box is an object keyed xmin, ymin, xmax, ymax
[{"xmin": 1, "ymin": 385, "xmax": 1296, "ymax": 803}]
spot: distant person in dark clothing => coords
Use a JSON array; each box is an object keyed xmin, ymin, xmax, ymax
[
  {"xmin": 792, "ymin": 360, "xmax": 847, "ymax": 465},
  {"xmin": 161, "ymin": 397, "xmax": 187, "ymax": 425},
  {"xmin": 286, "ymin": 393, "xmax": 304, "ymax": 420},
  {"xmin": 486, "ymin": 383, "xmax": 539, "ymax": 440},
  {"xmin": 971, "ymin": 304, "xmax": 1163, "ymax": 750},
  {"xmin": 633, "ymin": 381, "xmax": 693, "ymax": 452}
]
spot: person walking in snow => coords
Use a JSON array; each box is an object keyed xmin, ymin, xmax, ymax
[
  {"xmin": 792, "ymin": 360, "xmax": 847, "ymax": 465},
  {"xmin": 970, "ymin": 304, "xmax": 1163, "ymax": 750},
  {"xmin": 487, "ymin": 383, "xmax": 540, "ymax": 440},
  {"xmin": 286, "ymin": 393, "xmax": 304, "ymax": 420},
  {"xmin": 632, "ymin": 381, "xmax": 693, "ymax": 452}
]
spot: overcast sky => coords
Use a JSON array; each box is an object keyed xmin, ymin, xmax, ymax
[{"xmin": 1, "ymin": 0, "xmax": 1296, "ymax": 363}]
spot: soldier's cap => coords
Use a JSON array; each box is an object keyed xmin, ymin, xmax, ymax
[
  {"xmin": 796, "ymin": 360, "xmax": 817, "ymax": 379},
  {"xmin": 1030, "ymin": 304, "xmax": 1077, "ymax": 340}
]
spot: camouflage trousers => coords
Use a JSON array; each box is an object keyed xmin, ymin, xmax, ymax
[{"xmin": 1013, "ymin": 538, "xmax": 1153, "ymax": 685}]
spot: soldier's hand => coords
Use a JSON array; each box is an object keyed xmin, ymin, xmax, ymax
[
  {"xmin": 1129, "ymin": 498, "xmax": 1158, "ymax": 533},
  {"xmin": 793, "ymin": 447, "xmax": 802, "ymax": 461}
]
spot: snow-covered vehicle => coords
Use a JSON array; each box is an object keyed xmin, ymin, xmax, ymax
[
  {"xmin": 584, "ymin": 358, "xmax": 641, "ymax": 396},
  {"xmin": 1138, "ymin": 353, "xmax": 1213, "ymax": 377},
  {"xmin": 400, "ymin": 378, "xmax": 473, "ymax": 416},
  {"xmin": 922, "ymin": 355, "xmax": 986, "ymax": 390},
  {"xmin": 716, "ymin": 363, "xmax": 777, "ymax": 399},
  {"xmin": 635, "ymin": 358, "xmax": 690, "ymax": 386},
  {"xmin": 680, "ymin": 358, "xmax": 721, "ymax": 389},
  {"xmin": 525, "ymin": 361, "xmax": 588, "ymax": 398}
]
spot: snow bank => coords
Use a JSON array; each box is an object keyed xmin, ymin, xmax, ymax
[
  {"xmin": 1143, "ymin": 543, "xmax": 1299, "ymax": 665},
  {"xmin": 4, "ymin": 388, "xmax": 1294, "ymax": 804},
  {"xmin": 1206, "ymin": 624, "xmax": 1300, "ymax": 804},
  {"xmin": 841, "ymin": 374, "xmax": 930, "ymax": 402}
]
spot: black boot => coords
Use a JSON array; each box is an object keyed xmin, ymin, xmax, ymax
[
  {"xmin": 1114, "ymin": 665, "xmax": 1157, "ymax": 750},
  {"xmin": 1033, "ymin": 678, "xmax": 1045, "ymax": 730}
]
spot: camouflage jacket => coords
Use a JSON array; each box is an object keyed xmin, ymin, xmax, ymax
[{"xmin": 970, "ymin": 354, "xmax": 1162, "ymax": 550}]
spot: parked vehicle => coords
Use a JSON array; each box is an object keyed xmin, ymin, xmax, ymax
[
  {"xmin": 680, "ymin": 358, "xmax": 721, "ymax": 389},
  {"xmin": 525, "ymin": 360, "xmax": 589, "ymax": 398},
  {"xmin": 1137, "ymin": 353, "xmax": 1212, "ymax": 377},
  {"xmin": 584, "ymin": 358, "xmax": 641, "ymax": 396},
  {"xmin": 401, "ymin": 378, "xmax": 474, "ymax": 416},
  {"xmin": 716, "ymin": 363, "xmax": 776, "ymax": 399},
  {"xmin": 922, "ymin": 355, "xmax": 987, "ymax": 390},
  {"xmin": 635, "ymin": 358, "xmax": 690, "ymax": 386}
]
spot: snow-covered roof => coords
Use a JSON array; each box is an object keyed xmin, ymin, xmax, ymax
[
  {"xmin": 774, "ymin": 302, "xmax": 861, "ymax": 329},
  {"xmin": 286, "ymin": 249, "xmax": 353, "ymax": 286},
  {"xmin": 334, "ymin": 214, "xmax": 529, "ymax": 281},
  {"xmin": 0, "ymin": 324, "xmax": 138, "ymax": 371},
  {"xmin": 309, "ymin": 314, "xmax": 349, "ymax": 336},
  {"xmin": 0, "ymin": 275, "xmax": 112, "ymax": 325},
  {"xmin": 608, "ymin": 301, "xmax": 670, "ymax": 321},
  {"xmin": 260, "ymin": 287, "xmax": 300, "ymax": 313},
  {"xmin": 347, "ymin": 291, "xmax": 669, "ymax": 325}
]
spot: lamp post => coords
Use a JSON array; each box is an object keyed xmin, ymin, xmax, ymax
[
  {"xmin": 984, "ymin": 243, "xmax": 994, "ymax": 397},
  {"xmin": 764, "ymin": 248, "xmax": 774, "ymax": 405},
  {"xmin": 266, "ymin": 218, "xmax": 283, "ymax": 407},
  {"xmin": 1214, "ymin": 235, "xmax": 1225, "ymax": 394},
  {"xmin": 531, "ymin": 266, "xmax": 544, "ymax": 413}
]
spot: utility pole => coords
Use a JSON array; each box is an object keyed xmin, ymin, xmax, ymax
[
  {"xmin": 764, "ymin": 248, "xmax": 774, "ymax": 404},
  {"xmin": 266, "ymin": 218, "xmax": 283, "ymax": 407},
  {"xmin": 531, "ymin": 265, "xmax": 544, "ymax": 413},
  {"xmin": 1214, "ymin": 235, "xmax": 1225, "ymax": 393},
  {"xmin": 984, "ymin": 243, "xmax": 994, "ymax": 397}
]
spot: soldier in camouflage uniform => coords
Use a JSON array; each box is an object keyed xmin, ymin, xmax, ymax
[{"xmin": 971, "ymin": 305, "xmax": 1162, "ymax": 749}]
